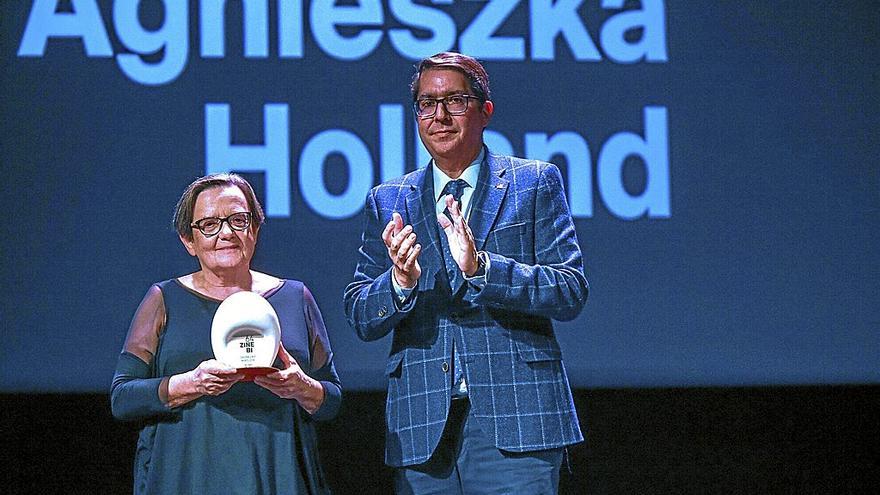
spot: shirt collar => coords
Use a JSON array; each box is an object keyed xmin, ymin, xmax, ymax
[{"xmin": 432, "ymin": 148, "xmax": 484, "ymax": 203}]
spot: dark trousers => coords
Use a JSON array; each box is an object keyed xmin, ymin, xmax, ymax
[{"xmin": 394, "ymin": 398, "xmax": 564, "ymax": 495}]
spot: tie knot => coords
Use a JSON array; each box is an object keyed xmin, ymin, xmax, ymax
[{"xmin": 441, "ymin": 179, "xmax": 469, "ymax": 202}]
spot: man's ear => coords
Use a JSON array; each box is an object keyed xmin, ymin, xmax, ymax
[
  {"xmin": 179, "ymin": 234, "xmax": 196, "ymax": 256},
  {"xmin": 481, "ymin": 99, "xmax": 494, "ymax": 126}
]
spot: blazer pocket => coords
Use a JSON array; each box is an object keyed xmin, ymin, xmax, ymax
[
  {"xmin": 514, "ymin": 339, "xmax": 562, "ymax": 363},
  {"xmin": 486, "ymin": 222, "xmax": 531, "ymax": 261},
  {"xmin": 489, "ymin": 222, "xmax": 527, "ymax": 240},
  {"xmin": 385, "ymin": 352, "xmax": 404, "ymax": 377}
]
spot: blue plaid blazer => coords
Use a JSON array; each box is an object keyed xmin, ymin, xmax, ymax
[{"xmin": 344, "ymin": 149, "xmax": 588, "ymax": 467}]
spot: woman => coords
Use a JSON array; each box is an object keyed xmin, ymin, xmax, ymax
[{"xmin": 111, "ymin": 173, "xmax": 341, "ymax": 495}]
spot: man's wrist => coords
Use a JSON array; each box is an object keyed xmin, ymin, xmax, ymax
[
  {"xmin": 392, "ymin": 267, "xmax": 416, "ymax": 289},
  {"xmin": 465, "ymin": 251, "xmax": 488, "ymax": 278},
  {"xmin": 391, "ymin": 267, "xmax": 417, "ymax": 308}
]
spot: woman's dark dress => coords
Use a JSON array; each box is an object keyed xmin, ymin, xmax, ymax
[{"xmin": 111, "ymin": 279, "xmax": 341, "ymax": 495}]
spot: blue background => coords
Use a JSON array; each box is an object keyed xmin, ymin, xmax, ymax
[{"xmin": 2, "ymin": 1, "xmax": 878, "ymax": 392}]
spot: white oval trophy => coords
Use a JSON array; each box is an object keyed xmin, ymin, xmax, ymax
[{"xmin": 211, "ymin": 291, "xmax": 281, "ymax": 380}]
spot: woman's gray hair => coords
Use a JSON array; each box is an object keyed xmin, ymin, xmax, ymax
[{"xmin": 173, "ymin": 173, "xmax": 265, "ymax": 240}]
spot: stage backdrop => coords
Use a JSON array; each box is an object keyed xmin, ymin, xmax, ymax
[{"xmin": 2, "ymin": 1, "xmax": 877, "ymax": 392}]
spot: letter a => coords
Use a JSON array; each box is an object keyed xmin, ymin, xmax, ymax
[{"xmin": 18, "ymin": 0, "xmax": 112, "ymax": 57}]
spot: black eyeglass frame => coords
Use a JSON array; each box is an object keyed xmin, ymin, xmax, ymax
[
  {"xmin": 190, "ymin": 211, "xmax": 253, "ymax": 237},
  {"xmin": 413, "ymin": 94, "xmax": 483, "ymax": 119}
]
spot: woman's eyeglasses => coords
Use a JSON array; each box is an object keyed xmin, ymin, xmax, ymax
[{"xmin": 191, "ymin": 212, "xmax": 252, "ymax": 237}]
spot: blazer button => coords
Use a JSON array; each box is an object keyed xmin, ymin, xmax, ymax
[
  {"xmin": 441, "ymin": 362, "xmax": 449, "ymax": 373},
  {"xmin": 378, "ymin": 306, "xmax": 388, "ymax": 317}
]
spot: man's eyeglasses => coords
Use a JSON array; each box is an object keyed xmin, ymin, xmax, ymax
[
  {"xmin": 191, "ymin": 212, "xmax": 252, "ymax": 237},
  {"xmin": 413, "ymin": 94, "xmax": 482, "ymax": 119}
]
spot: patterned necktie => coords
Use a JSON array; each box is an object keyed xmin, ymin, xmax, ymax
[
  {"xmin": 437, "ymin": 178, "xmax": 469, "ymax": 294},
  {"xmin": 439, "ymin": 178, "xmax": 469, "ymax": 223}
]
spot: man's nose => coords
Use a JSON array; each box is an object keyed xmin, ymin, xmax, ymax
[{"xmin": 433, "ymin": 101, "xmax": 452, "ymax": 121}]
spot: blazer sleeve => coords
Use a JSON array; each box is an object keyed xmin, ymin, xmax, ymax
[
  {"xmin": 465, "ymin": 162, "xmax": 589, "ymax": 321},
  {"xmin": 343, "ymin": 188, "xmax": 414, "ymax": 342}
]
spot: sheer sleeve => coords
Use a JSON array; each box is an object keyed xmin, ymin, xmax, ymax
[
  {"xmin": 302, "ymin": 284, "xmax": 342, "ymax": 421},
  {"xmin": 110, "ymin": 284, "xmax": 174, "ymax": 420}
]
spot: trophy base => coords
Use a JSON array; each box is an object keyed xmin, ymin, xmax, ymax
[{"xmin": 236, "ymin": 367, "xmax": 278, "ymax": 381}]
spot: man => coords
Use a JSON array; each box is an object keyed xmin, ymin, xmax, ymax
[{"xmin": 344, "ymin": 52, "xmax": 588, "ymax": 494}]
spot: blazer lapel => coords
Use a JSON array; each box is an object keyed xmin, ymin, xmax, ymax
[{"xmin": 469, "ymin": 151, "xmax": 509, "ymax": 251}]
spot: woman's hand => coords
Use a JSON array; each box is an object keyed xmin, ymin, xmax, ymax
[
  {"xmin": 254, "ymin": 344, "xmax": 326, "ymax": 414},
  {"xmin": 166, "ymin": 359, "xmax": 244, "ymax": 407},
  {"xmin": 188, "ymin": 359, "xmax": 244, "ymax": 396}
]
